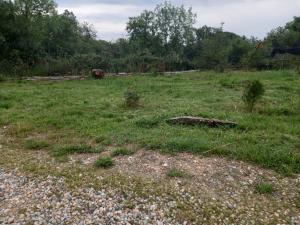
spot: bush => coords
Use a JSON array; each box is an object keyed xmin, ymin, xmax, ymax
[
  {"xmin": 124, "ymin": 88, "xmax": 140, "ymax": 108},
  {"xmin": 94, "ymin": 156, "xmax": 114, "ymax": 168},
  {"xmin": 242, "ymin": 80, "xmax": 265, "ymax": 112},
  {"xmin": 111, "ymin": 147, "xmax": 134, "ymax": 157}
]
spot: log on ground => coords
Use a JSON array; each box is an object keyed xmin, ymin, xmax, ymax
[{"xmin": 167, "ymin": 116, "xmax": 237, "ymax": 128}]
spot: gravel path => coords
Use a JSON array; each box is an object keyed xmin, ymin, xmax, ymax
[
  {"xmin": 1, "ymin": 163, "xmax": 299, "ymax": 225},
  {"xmin": 1, "ymin": 127, "xmax": 299, "ymax": 225},
  {"xmin": 0, "ymin": 169, "xmax": 178, "ymax": 225}
]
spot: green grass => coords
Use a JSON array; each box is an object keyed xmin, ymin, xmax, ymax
[
  {"xmin": 111, "ymin": 147, "xmax": 134, "ymax": 157},
  {"xmin": 0, "ymin": 70, "xmax": 299, "ymax": 174},
  {"xmin": 25, "ymin": 139, "xmax": 49, "ymax": 150},
  {"xmin": 0, "ymin": 102, "xmax": 11, "ymax": 109},
  {"xmin": 255, "ymin": 182, "xmax": 274, "ymax": 194},
  {"xmin": 51, "ymin": 145, "xmax": 102, "ymax": 161},
  {"xmin": 167, "ymin": 168, "xmax": 186, "ymax": 178},
  {"xmin": 94, "ymin": 156, "xmax": 114, "ymax": 168}
]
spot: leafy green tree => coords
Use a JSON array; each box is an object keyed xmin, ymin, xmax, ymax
[
  {"xmin": 154, "ymin": 2, "xmax": 196, "ymax": 50},
  {"xmin": 14, "ymin": 0, "xmax": 56, "ymax": 18},
  {"xmin": 266, "ymin": 17, "xmax": 300, "ymax": 48},
  {"xmin": 126, "ymin": 1, "xmax": 196, "ymax": 59},
  {"xmin": 1, "ymin": 0, "xmax": 299, "ymax": 76},
  {"xmin": 127, "ymin": 10, "xmax": 158, "ymax": 51},
  {"xmin": 194, "ymin": 27, "xmax": 250, "ymax": 69},
  {"xmin": 228, "ymin": 38, "xmax": 252, "ymax": 66}
]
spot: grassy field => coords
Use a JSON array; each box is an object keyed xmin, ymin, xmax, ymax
[{"xmin": 0, "ymin": 70, "xmax": 299, "ymax": 174}]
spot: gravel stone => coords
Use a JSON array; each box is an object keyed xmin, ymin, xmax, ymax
[{"xmin": 0, "ymin": 169, "xmax": 179, "ymax": 225}]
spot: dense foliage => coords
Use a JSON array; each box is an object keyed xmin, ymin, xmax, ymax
[
  {"xmin": 0, "ymin": 0, "xmax": 299, "ymax": 76},
  {"xmin": 242, "ymin": 80, "xmax": 265, "ymax": 112}
]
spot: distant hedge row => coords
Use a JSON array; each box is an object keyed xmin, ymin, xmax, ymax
[{"xmin": 1, "ymin": 0, "xmax": 299, "ymax": 77}]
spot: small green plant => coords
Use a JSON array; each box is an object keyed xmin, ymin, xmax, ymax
[
  {"xmin": 164, "ymin": 137, "xmax": 209, "ymax": 154},
  {"xmin": 0, "ymin": 74, "xmax": 6, "ymax": 82},
  {"xmin": 25, "ymin": 139, "xmax": 49, "ymax": 150},
  {"xmin": 279, "ymin": 164, "xmax": 294, "ymax": 177},
  {"xmin": 95, "ymin": 135, "xmax": 106, "ymax": 143},
  {"xmin": 167, "ymin": 168, "xmax": 185, "ymax": 178},
  {"xmin": 51, "ymin": 145, "xmax": 101, "ymax": 159},
  {"xmin": 124, "ymin": 88, "xmax": 140, "ymax": 108},
  {"xmin": 111, "ymin": 147, "xmax": 134, "ymax": 157},
  {"xmin": 135, "ymin": 117, "xmax": 160, "ymax": 128},
  {"xmin": 94, "ymin": 156, "xmax": 114, "ymax": 168},
  {"xmin": 95, "ymin": 135, "xmax": 111, "ymax": 145},
  {"xmin": 295, "ymin": 193, "xmax": 300, "ymax": 208},
  {"xmin": 123, "ymin": 200, "xmax": 135, "ymax": 209},
  {"xmin": 0, "ymin": 102, "xmax": 11, "ymax": 109},
  {"xmin": 242, "ymin": 80, "xmax": 265, "ymax": 112},
  {"xmin": 255, "ymin": 182, "xmax": 274, "ymax": 194}
]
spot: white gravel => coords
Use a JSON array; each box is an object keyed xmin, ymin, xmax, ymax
[{"xmin": 0, "ymin": 169, "xmax": 178, "ymax": 225}]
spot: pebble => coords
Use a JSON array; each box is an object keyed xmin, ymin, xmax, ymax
[{"xmin": 0, "ymin": 169, "xmax": 179, "ymax": 225}]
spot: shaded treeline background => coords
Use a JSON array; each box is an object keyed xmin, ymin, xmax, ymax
[{"xmin": 0, "ymin": 0, "xmax": 300, "ymax": 77}]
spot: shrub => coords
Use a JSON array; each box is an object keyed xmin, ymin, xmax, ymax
[
  {"xmin": 242, "ymin": 80, "xmax": 265, "ymax": 112},
  {"xmin": 167, "ymin": 168, "xmax": 185, "ymax": 178},
  {"xmin": 124, "ymin": 88, "xmax": 140, "ymax": 108},
  {"xmin": 94, "ymin": 156, "xmax": 114, "ymax": 168},
  {"xmin": 111, "ymin": 147, "xmax": 134, "ymax": 157},
  {"xmin": 255, "ymin": 182, "xmax": 274, "ymax": 194}
]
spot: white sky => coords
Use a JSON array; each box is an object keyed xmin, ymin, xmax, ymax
[{"xmin": 57, "ymin": 0, "xmax": 300, "ymax": 41}]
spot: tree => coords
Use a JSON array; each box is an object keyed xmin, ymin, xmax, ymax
[
  {"xmin": 14, "ymin": 0, "xmax": 56, "ymax": 19},
  {"xmin": 227, "ymin": 37, "xmax": 252, "ymax": 66},
  {"xmin": 154, "ymin": 2, "xmax": 196, "ymax": 49},
  {"xmin": 127, "ymin": 10, "xmax": 157, "ymax": 51},
  {"xmin": 266, "ymin": 17, "xmax": 300, "ymax": 48},
  {"xmin": 127, "ymin": 1, "xmax": 196, "ymax": 56},
  {"xmin": 194, "ymin": 26, "xmax": 251, "ymax": 69},
  {"xmin": 1, "ymin": 0, "xmax": 299, "ymax": 76},
  {"xmin": 0, "ymin": 0, "xmax": 16, "ymax": 61}
]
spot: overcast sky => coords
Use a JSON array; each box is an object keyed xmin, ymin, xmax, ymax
[{"xmin": 56, "ymin": 0, "xmax": 300, "ymax": 41}]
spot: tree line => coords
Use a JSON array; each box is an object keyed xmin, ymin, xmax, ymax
[{"xmin": 0, "ymin": 0, "xmax": 299, "ymax": 77}]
